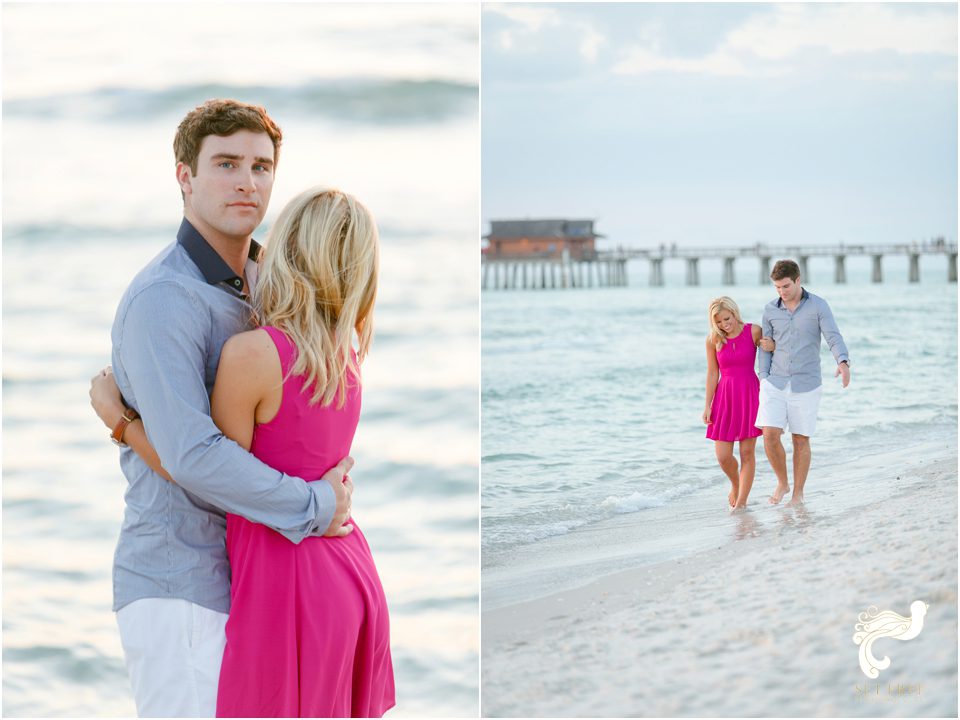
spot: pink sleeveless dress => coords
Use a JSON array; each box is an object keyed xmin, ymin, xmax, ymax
[
  {"xmin": 216, "ymin": 326, "xmax": 395, "ymax": 718},
  {"xmin": 706, "ymin": 323, "xmax": 763, "ymax": 442}
]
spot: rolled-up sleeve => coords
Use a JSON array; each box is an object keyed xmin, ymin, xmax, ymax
[
  {"xmin": 757, "ymin": 310, "xmax": 773, "ymax": 379},
  {"xmin": 116, "ymin": 281, "xmax": 335, "ymax": 543},
  {"xmin": 818, "ymin": 299, "xmax": 849, "ymax": 366}
]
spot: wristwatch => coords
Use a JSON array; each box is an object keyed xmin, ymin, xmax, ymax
[{"xmin": 111, "ymin": 407, "xmax": 140, "ymax": 446}]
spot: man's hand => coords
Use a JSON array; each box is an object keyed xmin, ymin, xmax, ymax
[
  {"xmin": 89, "ymin": 366, "xmax": 126, "ymax": 429},
  {"xmin": 322, "ymin": 456, "xmax": 355, "ymax": 537},
  {"xmin": 758, "ymin": 336, "xmax": 775, "ymax": 352},
  {"xmin": 835, "ymin": 362, "xmax": 851, "ymax": 388}
]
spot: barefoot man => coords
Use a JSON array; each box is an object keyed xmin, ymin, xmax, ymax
[{"xmin": 756, "ymin": 259, "xmax": 850, "ymax": 505}]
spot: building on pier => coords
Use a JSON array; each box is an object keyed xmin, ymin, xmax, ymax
[{"xmin": 483, "ymin": 219, "xmax": 602, "ymax": 260}]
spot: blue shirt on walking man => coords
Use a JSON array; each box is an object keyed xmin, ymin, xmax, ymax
[{"xmin": 755, "ymin": 259, "xmax": 851, "ymax": 506}]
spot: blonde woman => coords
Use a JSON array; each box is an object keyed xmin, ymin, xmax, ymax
[
  {"xmin": 91, "ymin": 189, "xmax": 394, "ymax": 717},
  {"xmin": 703, "ymin": 297, "xmax": 773, "ymax": 511}
]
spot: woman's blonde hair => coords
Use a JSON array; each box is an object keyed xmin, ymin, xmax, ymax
[
  {"xmin": 707, "ymin": 296, "xmax": 744, "ymax": 350},
  {"xmin": 254, "ymin": 187, "xmax": 378, "ymax": 408}
]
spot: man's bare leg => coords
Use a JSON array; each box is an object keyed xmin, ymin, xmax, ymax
[
  {"xmin": 789, "ymin": 434, "xmax": 811, "ymax": 505},
  {"xmin": 733, "ymin": 437, "xmax": 757, "ymax": 509},
  {"xmin": 762, "ymin": 426, "xmax": 790, "ymax": 503},
  {"xmin": 714, "ymin": 441, "xmax": 739, "ymax": 508}
]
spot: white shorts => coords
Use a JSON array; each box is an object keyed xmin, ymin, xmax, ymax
[
  {"xmin": 116, "ymin": 598, "xmax": 228, "ymax": 718},
  {"xmin": 755, "ymin": 379, "xmax": 822, "ymax": 437}
]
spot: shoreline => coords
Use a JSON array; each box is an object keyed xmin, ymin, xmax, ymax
[
  {"xmin": 482, "ymin": 453, "xmax": 958, "ymax": 717},
  {"xmin": 482, "ymin": 434, "xmax": 956, "ymax": 612}
]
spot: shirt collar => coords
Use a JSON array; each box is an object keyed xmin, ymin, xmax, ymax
[
  {"xmin": 176, "ymin": 218, "xmax": 262, "ymax": 295},
  {"xmin": 776, "ymin": 287, "xmax": 809, "ymax": 308}
]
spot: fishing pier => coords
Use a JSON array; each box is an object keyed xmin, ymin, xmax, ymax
[{"xmin": 481, "ymin": 219, "xmax": 956, "ymax": 290}]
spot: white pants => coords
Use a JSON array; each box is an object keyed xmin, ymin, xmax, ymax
[
  {"xmin": 755, "ymin": 379, "xmax": 822, "ymax": 437},
  {"xmin": 116, "ymin": 598, "xmax": 228, "ymax": 718}
]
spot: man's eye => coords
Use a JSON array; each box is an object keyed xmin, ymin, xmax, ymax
[
  {"xmin": 254, "ymin": 164, "xmax": 269, "ymax": 173},
  {"xmin": 219, "ymin": 161, "xmax": 235, "ymax": 169}
]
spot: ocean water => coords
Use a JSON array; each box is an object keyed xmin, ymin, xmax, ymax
[
  {"xmin": 481, "ymin": 255, "xmax": 958, "ymax": 609},
  {"xmin": 3, "ymin": 5, "xmax": 479, "ymax": 717}
]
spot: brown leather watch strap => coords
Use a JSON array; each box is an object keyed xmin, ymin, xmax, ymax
[{"xmin": 111, "ymin": 408, "xmax": 140, "ymax": 446}]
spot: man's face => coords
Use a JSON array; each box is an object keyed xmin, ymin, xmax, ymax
[
  {"xmin": 773, "ymin": 276, "xmax": 802, "ymax": 303},
  {"xmin": 178, "ymin": 129, "xmax": 276, "ymax": 243}
]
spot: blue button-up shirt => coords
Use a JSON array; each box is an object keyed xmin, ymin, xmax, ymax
[
  {"xmin": 758, "ymin": 288, "xmax": 849, "ymax": 393},
  {"xmin": 110, "ymin": 218, "xmax": 336, "ymax": 613}
]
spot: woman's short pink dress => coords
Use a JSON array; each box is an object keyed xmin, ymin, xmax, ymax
[
  {"xmin": 216, "ymin": 326, "xmax": 395, "ymax": 718},
  {"xmin": 706, "ymin": 323, "xmax": 763, "ymax": 443}
]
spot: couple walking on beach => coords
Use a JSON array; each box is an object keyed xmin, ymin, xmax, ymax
[
  {"xmin": 88, "ymin": 99, "xmax": 395, "ymax": 717},
  {"xmin": 703, "ymin": 259, "xmax": 850, "ymax": 510}
]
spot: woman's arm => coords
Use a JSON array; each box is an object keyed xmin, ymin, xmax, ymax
[
  {"xmin": 89, "ymin": 368, "xmax": 174, "ymax": 482},
  {"xmin": 210, "ymin": 329, "xmax": 281, "ymax": 451},
  {"xmin": 703, "ymin": 336, "xmax": 719, "ymax": 424},
  {"xmin": 754, "ymin": 323, "xmax": 775, "ymax": 352}
]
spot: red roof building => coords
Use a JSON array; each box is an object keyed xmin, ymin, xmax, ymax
[{"xmin": 483, "ymin": 219, "xmax": 602, "ymax": 260}]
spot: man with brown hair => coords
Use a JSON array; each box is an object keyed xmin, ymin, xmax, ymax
[
  {"xmin": 755, "ymin": 259, "xmax": 850, "ymax": 506},
  {"xmin": 89, "ymin": 99, "xmax": 353, "ymax": 716}
]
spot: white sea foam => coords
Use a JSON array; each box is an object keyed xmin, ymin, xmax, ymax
[{"xmin": 600, "ymin": 491, "xmax": 665, "ymax": 513}]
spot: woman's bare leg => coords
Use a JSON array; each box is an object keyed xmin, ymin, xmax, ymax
[
  {"xmin": 714, "ymin": 441, "xmax": 739, "ymax": 508},
  {"xmin": 734, "ymin": 437, "xmax": 757, "ymax": 509}
]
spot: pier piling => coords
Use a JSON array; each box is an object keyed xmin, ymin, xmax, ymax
[
  {"xmin": 759, "ymin": 256, "xmax": 771, "ymax": 284},
  {"xmin": 909, "ymin": 254, "xmax": 920, "ymax": 283},
  {"xmin": 650, "ymin": 258, "xmax": 664, "ymax": 287},
  {"xmin": 722, "ymin": 257, "xmax": 736, "ymax": 285},
  {"xmin": 835, "ymin": 255, "xmax": 846, "ymax": 284}
]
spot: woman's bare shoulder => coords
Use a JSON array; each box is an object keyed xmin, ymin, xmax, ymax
[{"xmin": 219, "ymin": 329, "xmax": 280, "ymax": 376}]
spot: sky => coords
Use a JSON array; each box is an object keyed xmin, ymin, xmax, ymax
[{"xmin": 482, "ymin": 2, "xmax": 958, "ymax": 249}]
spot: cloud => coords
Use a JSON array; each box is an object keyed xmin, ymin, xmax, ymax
[
  {"xmin": 485, "ymin": 4, "xmax": 560, "ymax": 52},
  {"xmin": 580, "ymin": 26, "xmax": 605, "ymax": 63},
  {"xmin": 729, "ymin": 3, "xmax": 957, "ymax": 59},
  {"xmin": 613, "ymin": 46, "xmax": 753, "ymax": 77},
  {"xmin": 484, "ymin": 3, "xmax": 606, "ymax": 64},
  {"xmin": 612, "ymin": 3, "xmax": 956, "ymax": 78},
  {"xmin": 487, "ymin": 4, "xmax": 559, "ymax": 33}
]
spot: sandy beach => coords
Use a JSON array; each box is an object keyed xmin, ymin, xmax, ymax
[{"xmin": 482, "ymin": 452, "xmax": 957, "ymax": 717}]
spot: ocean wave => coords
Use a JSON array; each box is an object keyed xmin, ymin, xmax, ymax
[
  {"xmin": 1, "ymin": 220, "xmax": 450, "ymax": 245},
  {"xmin": 481, "ymin": 452, "xmax": 541, "ymax": 463},
  {"xmin": 506, "ymin": 519, "xmax": 591, "ymax": 546},
  {"xmin": 4, "ymin": 78, "xmax": 477, "ymax": 125},
  {"xmin": 599, "ymin": 491, "xmax": 665, "ymax": 513},
  {"xmin": 827, "ymin": 417, "xmax": 956, "ymax": 443}
]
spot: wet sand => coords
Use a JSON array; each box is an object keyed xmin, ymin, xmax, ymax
[{"xmin": 482, "ymin": 456, "xmax": 958, "ymax": 717}]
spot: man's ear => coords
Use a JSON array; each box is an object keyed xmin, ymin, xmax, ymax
[{"xmin": 176, "ymin": 162, "xmax": 193, "ymax": 196}]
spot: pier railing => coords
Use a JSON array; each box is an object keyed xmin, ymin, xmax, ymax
[{"xmin": 481, "ymin": 240, "xmax": 957, "ymax": 289}]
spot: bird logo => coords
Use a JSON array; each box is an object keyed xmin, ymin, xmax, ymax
[{"xmin": 852, "ymin": 601, "xmax": 928, "ymax": 679}]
